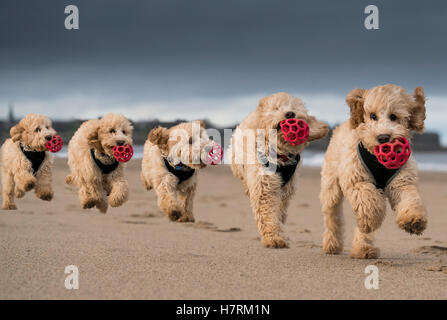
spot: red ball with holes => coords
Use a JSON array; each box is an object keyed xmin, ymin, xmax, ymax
[
  {"xmin": 46, "ymin": 135, "xmax": 63, "ymax": 153},
  {"xmin": 206, "ymin": 144, "xmax": 223, "ymax": 165},
  {"xmin": 374, "ymin": 137, "xmax": 411, "ymax": 169},
  {"xmin": 279, "ymin": 118, "xmax": 309, "ymax": 146},
  {"xmin": 113, "ymin": 145, "xmax": 134, "ymax": 162}
]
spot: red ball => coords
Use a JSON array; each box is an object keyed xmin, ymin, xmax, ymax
[
  {"xmin": 374, "ymin": 137, "xmax": 411, "ymax": 169},
  {"xmin": 112, "ymin": 145, "xmax": 134, "ymax": 162},
  {"xmin": 206, "ymin": 144, "xmax": 223, "ymax": 165},
  {"xmin": 279, "ymin": 118, "xmax": 309, "ymax": 146},
  {"xmin": 46, "ymin": 135, "xmax": 63, "ymax": 153}
]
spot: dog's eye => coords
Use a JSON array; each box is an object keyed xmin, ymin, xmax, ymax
[
  {"xmin": 370, "ymin": 113, "xmax": 377, "ymax": 121},
  {"xmin": 189, "ymin": 137, "xmax": 193, "ymax": 144},
  {"xmin": 110, "ymin": 129, "xmax": 116, "ymax": 134},
  {"xmin": 122, "ymin": 130, "xmax": 126, "ymax": 135},
  {"xmin": 35, "ymin": 127, "xmax": 41, "ymax": 133},
  {"xmin": 389, "ymin": 114, "xmax": 398, "ymax": 121}
]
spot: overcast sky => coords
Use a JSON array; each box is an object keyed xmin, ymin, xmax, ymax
[{"xmin": 1, "ymin": 0, "xmax": 447, "ymax": 143}]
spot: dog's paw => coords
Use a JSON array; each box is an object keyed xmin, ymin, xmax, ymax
[
  {"xmin": 109, "ymin": 190, "xmax": 128, "ymax": 208},
  {"xmin": 82, "ymin": 199, "xmax": 97, "ymax": 209},
  {"xmin": 177, "ymin": 215, "xmax": 195, "ymax": 223},
  {"xmin": 261, "ymin": 235, "xmax": 289, "ymax": 249},
  {"xmin": 322, "ymin": 236, "xmax": 343, "ymax": 255},
  {"xmin": 168, "ymin": 211, "xmax": 182, "ymax": 221},
  {"xmin": 350, "ymin": 245, "xmax": 380, "ymax": 259},
  {"xmin": 397, "ymin": 212, "xmax": 427, "ymax": 235},
  {"xmin": 38, "ymin": 192, "xmax": 53, "ymax": 201},
  {"xmin": 14, "ymin": 187, "xmax": 25, "ymax": 198},
  {"xmin": 2, "ymin": 202, "xmax": 17, "ymax": 210},
  {"xmin": 23, "ymin": 180, "xmax": 36, "ymax": 192}
]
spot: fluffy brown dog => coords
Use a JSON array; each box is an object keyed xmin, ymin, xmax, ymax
[
  {"xmin": 66, "ymin": 113, "xmax": 133, "ymax": 213},
  {"xmin": 141, "ymin": 121, "xmax": 218, "ymax": 222},
  {"xmin": 1, "ymin": 114, "xmax": 57, "ymax": 209},
  {"xmin": 321, "ymin": 84, "xmax": 427, "ymax": 259},
  {"xmin": 230, "ymin": 92, "xmax": 329, "ymax": 248}
]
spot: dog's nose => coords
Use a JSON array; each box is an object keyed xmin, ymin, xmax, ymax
[
  {"xmin": 285, "ymin": 112, "xmax": 296, "ymax": 119},
  {"xmin": 377, "ymin": 134, "xmax": 391, "ymax": 144},
  {"xmin": 45, "ymin": 135, "xmax": 53, "ymax": 141},
  {"xmin": 116, "ymin": 140, "xmax": 125, "ymax": 146}
]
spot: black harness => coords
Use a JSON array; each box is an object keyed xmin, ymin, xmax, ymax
[
  {"xmin": 163, "ymin": 158, "xmax": 195, "ymax": 183},
  {"xmin": 357, "ymin": 143, "xmax": 401, "ymax": 190},
  {"xmin": 261, "ymin": 153, "xmax": 301, "ymax": 187},
  {"xmin": 90, "ymin": 149, "xmax": 119, "ymax": 174},
  {"xmin": 19, "ymin": 144, "xmax": 46, "ymax": 175}
]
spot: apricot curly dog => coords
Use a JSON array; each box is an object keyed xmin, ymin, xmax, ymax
[
  {"xmin": 321, "ymin": 84, "xmax": 427, "ymax": 259},
  {"xmin": 66, "ymin": 113, "xmax": 133, "ymax": 213},
  {"xmin": 1, "ymin": 114, "xmax": 57, "ymax": 209},
  {"xmin": 141, "ymin": 121, "xmax": 218, "ymax": 222},
  {"xmin": 230, "ymin": 92, "xmax": 329, "ymax": 248}
]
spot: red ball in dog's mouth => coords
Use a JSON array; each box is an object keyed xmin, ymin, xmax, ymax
[
  {"xmin": 374, "ymin": 137, "xmax": 411, "ymax": 169},
  {"xmin": 113, "ymin": 145, "xmax": 134, "ymax": 162},
  {"xmin": 46, "ymin": 135, "xmax": 63, "ymax": 153},
  {"xmin": 279, "ymin": 118, "xmax": 309, "ymax": 145},
  {"xmin": 206, "ymin": 144, "xmax": 223, "ymax": 165}
]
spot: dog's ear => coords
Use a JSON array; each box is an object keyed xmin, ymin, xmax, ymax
[
  {"xmin": 10, "ymin": 123, "xmax": 24, "ymax": 142},
  {"xmin": 198, "ymin": 120, "xmax": 206, "ymax": 128},
  {"xmin": 257, "ymin": 96, "xmax": 270, "ymax": 111},
  {"xmin": 148, "ymin": 127, "xmax": 169, "ymax": 153},
  {"xmin": 87, "ymin": 122, "xmax": 104, "ymax": 152},
  {"xmin": 346, "ymin": 88, "xmax": 365, "ymax": 129},
  {"xmin": 307, "ymin": 116, "xmax": 329, "ymax": 142},
  {"xmin": 409, "ymin": 86, "xmax": 426, "ymax": 133}
]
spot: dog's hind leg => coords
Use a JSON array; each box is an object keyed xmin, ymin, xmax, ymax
[
  {"xmin": 321, "ymin": 175, "xmax": 344, "ymax": 254},
  {"xmin": 1, "ymin": 171, "xmax": 16, "ymax": 210},
  {"xmin": 155, "ymin": 175, "xmax": 183, "ymax": 221},
  {"xmin": 140, "ymin": 172, "xmax": 153, "ymax": 190},
  {"xmin": 177, "ymin": 186, "xmax": 196, "ymax": 223}
]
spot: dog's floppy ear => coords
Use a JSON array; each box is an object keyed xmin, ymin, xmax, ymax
[
  {"xmin": 410, "ymin": 86, "xmax": 426, "ymax": 133},
  {"xmin": 307, "ymin": 116, "xmax": 329, "ymax": 142},
  {"xmin": 87, "ymin": 122, "xmax": 104, "ymax": 152},
  {"xmin": 148, "ymin": 127, "xmax": 169, "ymax": 153},
  {"xmin": 10, "ymin": 123, "xmax": 24, "ymax": 142},
  {"xmin": 346, "ymin": 88, "xmax": 365, "ymax": 129}
]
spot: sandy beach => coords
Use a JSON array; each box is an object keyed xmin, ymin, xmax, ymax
[{"xmin": 0, "ymin": 158, "xmax": 446, "ymax": 300}]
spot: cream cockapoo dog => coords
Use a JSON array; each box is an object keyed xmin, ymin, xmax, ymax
[
  {"xmin": 1, "ymin": 114, "xmax": 57, "ymax": 209},
  {"xmin": 66, "ymin": 113, "xmax": 133, "ymax": 213},
  {"xmin": 230, "ymin": 92, "xmax": 329, "ymax": 248},
  {"xmin": 321, "ymin": 84, "xmax": 427, "ymax": 259},
  {"xmin": 141, "ymin": 121, "xmax": 218, "ymax": 222}
]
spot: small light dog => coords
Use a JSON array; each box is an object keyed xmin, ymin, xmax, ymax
[
  {"xmin": 66, "ymin": 113, "xmax": 133, "ymax": 213},
  {"xmin": 230, "ymin": 92, "xmax": 329, "ymax": 248},
  {"xmin": 321, "ymin": 84, "xmax": 427, "ymax": 259},
  {"xmin": 141, "ymin": 121, "xmax": 218, "ymax": 222},
  {"xmin": 1, "ymin": 114, "xmax": 57, "ymax": 209}
]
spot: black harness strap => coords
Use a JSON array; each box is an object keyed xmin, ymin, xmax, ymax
[
  {"xmin": 19, "ymin": 144, "xmax": 46, "ymax": 175},
  {"xmin": 262, "ymin": 153, "xmax": 301, "ymax": 187},
  {"xmin": 90, "ymin": 149, "xmax": 119, "ymax": 174},
  {"xmin": 357, "ymin": 143, "xmax": 401, "ymax": 190},
  {"xmin": 163, "ymin": 158, "xmax": 196, "ymax": 183}
]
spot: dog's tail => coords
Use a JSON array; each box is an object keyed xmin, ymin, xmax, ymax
[{"xmin": 65, "ymin": 174, "xmax": 75, "ymax": 186}]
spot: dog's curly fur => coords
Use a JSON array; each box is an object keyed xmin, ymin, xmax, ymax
[
  {"xmin": 1, "ymin": 114, "xmax": 57, "ymax": 209},
  {"xmin": 66, "ymin": 113, "xmax": 133, "ymax": 213},
  {"xmin": 141, "ymin": 121, "xmax": 217, "ymax": 222},
  {"xmin": 230, "ymin": 92, "xmax": 329, "ymax": 248},
  {"xmin": 320, "ymin": 84, "xmax": 427, "ymax": 259}
]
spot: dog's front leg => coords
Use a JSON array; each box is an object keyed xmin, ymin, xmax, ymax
[
  {"xmin": 247, "ymin": 166, "xmax": 287, "ymax": 248},
  {"xmin": 14, "ymin": 169, "xmax": 36, "ymax": 194},
  {"xmin": 155, "ymin": 175, "xmax": 183, "ymax": 221},
  {"xmin": 346, "ymin": 181, "xmax": 386, "ymax": 258},
  {"xmin": 1, "ymin": 170, "xmax": 16, "ymax": 210},
  {"xmin": 34, "ymin": 158, "xmax": 54, "ymax": 201},
  {"xmin": 107, "ymin": 167, "xmax": 129, "ymax": 208},
  {"xmin": 387, "ymin": 183, "xmax": 427, "ymax": 235},
  {"xmin": 177, "ymin": 185, "xmax": 196, "ymax": 223}
]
